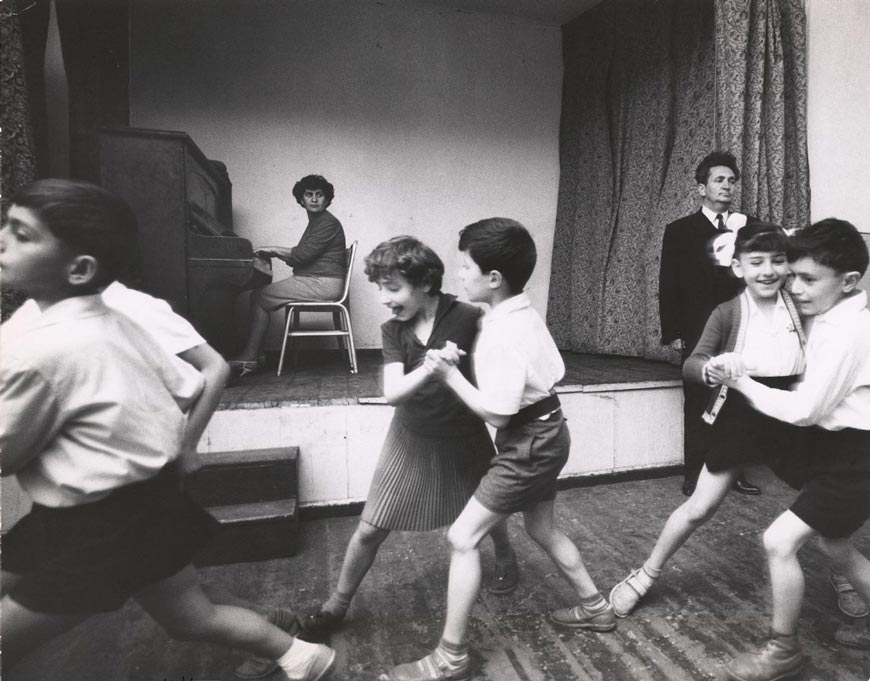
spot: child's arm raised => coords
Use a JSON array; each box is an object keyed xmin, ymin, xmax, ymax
[
  {"xmin": 382, "ymin": 361, "xmax": 433, "ymax": 405},
  {"xmin": 425, "ymin": 350, "xmax": 511, "ymax": 429},
  {"xmin": 728, "ymin": 331, "xmax": 867, "ymax": 426}
]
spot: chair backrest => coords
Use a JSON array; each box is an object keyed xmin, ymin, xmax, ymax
[{"xmin": 337, "ymin": 240, "xmax": 358, "ymax": 304}]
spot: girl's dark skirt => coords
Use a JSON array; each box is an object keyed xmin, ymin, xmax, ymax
[
  {"xmin": 3, "ymin": 465, "xmax": 218, "ymax": 614},
  {"xmin": 361, "ymin": 418, "xmax": 495, "ymax": 531},
  {"xmin": 703, "ymin": 375, "xmax": 803, "ymax": 479}
]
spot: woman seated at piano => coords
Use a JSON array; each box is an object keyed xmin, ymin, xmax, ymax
[{"xmin": 230, "ymin": 174, "xmax": 346, "ymax": 374}]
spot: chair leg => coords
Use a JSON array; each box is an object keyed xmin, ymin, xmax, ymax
[
  {"xmin": 277, "ymin": 306, "xmax": 295, "ymax": 376},
  {"xmin": 341, "ymin": 306, "xmax": 358, "ymax": 374},
  {"xmin": 332, "ymin": 310, "xmax": 346, "ymax": 356},
  {"xmin": 290, "ymin": 308, "xmax": 301, "ymax": 368}
]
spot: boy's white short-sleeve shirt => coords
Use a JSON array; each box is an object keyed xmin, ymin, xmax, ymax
[
  {"xmin": 473, "ymin": 293, "xmax": 564, "ymax": 416},
  {"xmin": 15, "ymin": 282, "xmax": 206, "ymax": 356},
  {"xmin": 0, "ymin": 296, "xmax": 205, "ymax": 507}
]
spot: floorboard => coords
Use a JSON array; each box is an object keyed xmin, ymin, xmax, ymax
[{"xmin": 8, "ymin": 467, "xmax": 869, "ymax": 681}]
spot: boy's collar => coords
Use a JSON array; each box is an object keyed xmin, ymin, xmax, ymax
[
  {"xmin": 32, "ymin": 294, "xmax": 107, "ymax": 327},
  {"xmin": 814, "ymin": 289, "xmax": 868, "ymax": 324},
  {"xmin": 483, "ymin": 292, "xmax": 531, "ymax": 323}
]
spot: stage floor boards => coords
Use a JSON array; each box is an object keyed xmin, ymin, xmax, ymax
[
  {"xmin": 12, "ymin": 466, "xmax": 869, "ymax": 681},
  {"xmin": 220, "ymin": 350, "xmax": 683, "ymax": 409}
]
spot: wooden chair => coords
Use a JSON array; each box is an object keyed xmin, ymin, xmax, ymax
[{"xmin": 276, "ymin": 241, "xmax": 358, "ymax": 375}]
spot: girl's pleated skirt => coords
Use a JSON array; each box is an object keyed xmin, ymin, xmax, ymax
[{"xmin": 361, "ymin": 418, "xmax": 495, "ymax": 531}]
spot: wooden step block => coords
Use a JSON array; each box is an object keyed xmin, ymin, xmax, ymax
[
  {"xmin": 187, "ymin": 446, "xmax": 298, "ymax": 507},
  {"xmin": 195, "ymin": 498, "xmax": 299, "ymax": 566}
]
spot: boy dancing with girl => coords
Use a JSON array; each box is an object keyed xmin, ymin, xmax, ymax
[
  {"xmin": 379, "ymin": 218, "xmax": 614, "ymax": 681},
  {"xmin": 719, "ymin": 218, "xmax": 870, "ymax": 681}
]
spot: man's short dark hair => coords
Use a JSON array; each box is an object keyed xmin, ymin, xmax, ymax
[
  {"xmin": 291, "ymin": 174, "xmax": 335, "ymax": 207},
  {"xmin": 695, "ymin": 151, "xmax": 740, "ymax": 185},
  {"xmin": 9, "ymin": 178, "xmax": 139, "ymax": 289},
  {"xmin": 364, "ymin": 235, "xmax": 444, "ymax": 294},
  {"xmin": 733, "ymin": 222, "xmax": 789, "ymax": 258},
  {"xmin": 458, "ymin": 218, "xmax": 536, "ymax": 293},
  {"xmin": 787, "ymin": 218, "xmax": 869, "ymax": 276}
]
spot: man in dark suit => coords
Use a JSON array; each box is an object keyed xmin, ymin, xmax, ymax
[{"xmin": 659, "ymin": 151, "xmax": 761, "ymax": 497}]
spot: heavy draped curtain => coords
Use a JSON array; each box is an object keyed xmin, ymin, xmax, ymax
[{"xmin": 547, "ymin": 0, "xmax": 809, "ymax": 361}]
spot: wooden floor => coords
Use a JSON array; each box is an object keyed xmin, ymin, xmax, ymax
[
  {"xmin": 10, "ymin": 466, "xmax": 869, "ymax": 681},
  {"xmin": 219, "ymin": 350, "xmax": 682, "ymax": 409}
]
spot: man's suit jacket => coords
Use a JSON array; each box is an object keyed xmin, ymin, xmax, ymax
[{"xmin": 659, "ymin": 209, "xmax": 748, "ymax": 355}]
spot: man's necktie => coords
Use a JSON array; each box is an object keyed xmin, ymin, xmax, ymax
[{"xmin": 716, "ymin": 213, "xmax": 729, "ymax": 232}]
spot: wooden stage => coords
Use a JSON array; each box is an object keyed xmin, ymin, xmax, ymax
[
  {"xmin": 11, "ymin": 466, "xmax": 869, "ymax": 681},
  {"xmin": 218, "ymin": 349, "xmax": 683, "ymax": 410}
]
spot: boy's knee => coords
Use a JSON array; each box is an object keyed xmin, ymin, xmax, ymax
[
  {"xmin": 762, "ymin": 525, "xmax": 795, "ymax": 559},
  {"xmin": 447, "ymin": 524, "xmax": 478, "ymax": 554}
]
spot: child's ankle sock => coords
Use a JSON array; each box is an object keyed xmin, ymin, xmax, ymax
[
  {"xmin": 639, "ymin": 563, "xmax": 661, "ymax": 589},
  {"xmin": 579, "ymin": 592, "xmax": 609, "ymax": 612},
  {"xmin": 436, "ymin": 637, "xmax": 469, "ymax": 669},
  {"xmin": 322, "ymin": 591, "xmax": 352, "ymax": 618},
  {"xmin": 277, "ymin": 639, "xmax": 323, "ymax": 677}
]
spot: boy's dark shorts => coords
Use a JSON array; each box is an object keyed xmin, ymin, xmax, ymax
[
  {"xmin": 3, "ymin": 465, "xmax": 218, "ymax": 614},
  {"xmin": 474, "ymin": 410, "xmax": 570, "ymax": 515},
  {"xmin": 789, "ymin": 426, "xmax": 870, "ymax": 539}
]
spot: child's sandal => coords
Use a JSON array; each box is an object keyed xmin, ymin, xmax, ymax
[
  {"xmin": 609, "ymin": 568, "xmax": 651, "ymax": 618},
  {"xmin": 378, "ymin": 650, "xmax": 471, "ymax": 681}
]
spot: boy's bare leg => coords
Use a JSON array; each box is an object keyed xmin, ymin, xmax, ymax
[
  {"xmin": 1, "ymin": 596, "xmax": 87, "ymax": 670},
  {"xmin": 521, "ymin": 499, "xmax": 599, "ymax": 597},
  {"xmin": 442, "ymin": 498, "xmax": 507, "ymax": 644},
  {"xmin": 136, "ymin": 565, "xmax": 334, "ymax": 680},
  {"xmin": 724, "ymin": 511, "xmax": 812, "ymax": 680}
]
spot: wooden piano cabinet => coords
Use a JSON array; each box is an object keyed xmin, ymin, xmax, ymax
[{"xmin": 97, "ymin": 127, "xmax": 270, "ymax": 355}]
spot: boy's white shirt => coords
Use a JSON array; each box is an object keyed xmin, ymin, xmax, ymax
[
  {"xmin": 735, "ymin": 289, "xmax": 870, "ymax": 429},
  {"xmin": 472, "ymin": 292, "xmax": 564, "ymax": 416},
  {"xmin": 0, "ymin": 295, "xmax": 205, "ymax": 506}
]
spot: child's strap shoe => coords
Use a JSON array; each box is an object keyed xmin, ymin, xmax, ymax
[
  {"xmin": 487, "ymin": 556, "xmax": 519, "ymax": 595},
  {"xmin": 608, "ymin": 568, "xmax": 651, "ymax": 617},
  {"xmin": 829, "ymin": 569, "xmax": 870, "ymax": 618},
  {"xmin": 378, "ymin": 649, "xmax": 472, "ymax": 681},
  {"xmin": 235, "ymin": 608, "xmax": 301, "ymax": 679},
  {"xmin": 724, "ymin": 633, "xmax": 803, "ymax": 681}
]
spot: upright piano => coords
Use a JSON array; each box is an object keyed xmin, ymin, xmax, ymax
[{"xmin": 96, "ymin": 127, "xmax": 271, "ymax": 355}]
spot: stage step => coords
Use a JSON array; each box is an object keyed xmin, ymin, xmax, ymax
[
  {"xmin": 195, "ymin": 498, "xmax": 299, "ymax": 566},
  {"xmin": 189, "ymin": 447, "xmax": 300, "ymax": 565},
  {"xmin": 187, "ymin": 446, "xmax": 298, "ymax": 507}
]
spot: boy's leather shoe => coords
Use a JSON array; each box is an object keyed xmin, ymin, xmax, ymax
[
  {"xmin": 487, "ymin": 556, "xmax": 519, "ymax": 595},
  {"xmin": 733, "ymin": 477, "xmax": 762, "ymax": 495},
  {"xmin": 830, "ymin": 570, "xmax": 870, "ymax": 618},
  {"xmin": 550, "ymin": 601, "xmax": 616, "ymax": 631},
  {"xmin": 724, "ymin": 633, "xmax": 803, "ymax": 681}
]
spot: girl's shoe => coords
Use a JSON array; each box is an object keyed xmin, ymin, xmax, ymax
[
  {"xmin": 487, "ymin": 556, "xmax": 519, "ymax": 595},
  {"xmin": 378, "ymin": 649, "xmax": 472, "ymax": 681},
  {"xmin": 298, "ymin": 609, "xmax": 345, "ymax": 642},
  {"xmin": 228, "ymin": 359, "xmax": 261, "ymax": 378},
  {"xmin": 609, "ymin": 568, "xmax": 651, "ymax": 617}
]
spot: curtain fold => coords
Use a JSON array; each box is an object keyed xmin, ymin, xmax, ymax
[
  {"xmin": 547, "ymin": 0, "xmax": 809, "ymax": 360},
  {"xmin": 715, "ymin": 0, "xmax": 810, "ymax": 229}
]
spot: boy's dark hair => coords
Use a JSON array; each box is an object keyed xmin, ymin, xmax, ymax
[
  {"xmin": 787, "ymin": 218, "xmax": 869, "ymax": 276},
  {"xmin": 10, "ymin": 179, "xmax": 138, "ymax": 289},
  {"xmin": 695, "ymin": 151, "xmax": 740, "ymax": 185},
  {"xmin": 733, "ymin": 222, "xmax": 789, "ymax": 258},
  {"xmin": 458, "ymin": 217, "xmax": 536, "ymax": 293},
  {"xmin": 291, "ymin": 174, "xmax": 335, "ymax": 207},
  {"xmin": 364, "ymin": 235, "xmax": 443, "ymax": 293}
]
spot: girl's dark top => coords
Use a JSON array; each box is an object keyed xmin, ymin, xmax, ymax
[{"xmin": 381, "ymin": 293, "xmax": 484, "ymax": 437}]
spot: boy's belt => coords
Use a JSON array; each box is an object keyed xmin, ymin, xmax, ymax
[{"xmin": 508, "ymin": 393, "xmax": 561, "ymax": 428}]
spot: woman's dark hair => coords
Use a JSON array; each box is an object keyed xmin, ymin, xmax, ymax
[
  {"xmin": 291, "ymin": 174, "xmax": 335, "ymax": 207},
  {"xmin": 10, "ymin": 178, "xmax": 139, "ymax": 289},
  {"xmin": 364, "ymin": 235, "xmax": 444, "ymax": 294}
]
